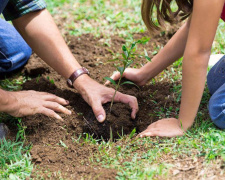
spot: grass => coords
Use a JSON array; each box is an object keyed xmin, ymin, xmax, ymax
[
  {"xmin": 0, "ymin": 77, "xmax": 32, "ymax": 179},
  {"xmin": 0, "ymin": 116, "xmax": 33, "ymax": 179},
  {"xmin": 45, "ymin": 0, "xmax": 145, "ymax": 39},
  {"xmin": 0, "ymin": 0, "xmax": 225, "ymax": 179},
  {"xmin": 0, "ymin": 138, "xmax": 33, "ymax": 179}
]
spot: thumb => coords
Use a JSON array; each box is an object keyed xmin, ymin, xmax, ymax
[
  {"xmin": 104, "ymin": 71, "xmax": 121, "ymax": 85},
  {"xmin": 92, "ymin": 101, "xmax": 106, "ymax": 123}
]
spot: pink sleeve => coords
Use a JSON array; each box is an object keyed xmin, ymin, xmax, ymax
[{"xmin": 221, "ymin": 4, "xmax": 225, "ymax": 21}]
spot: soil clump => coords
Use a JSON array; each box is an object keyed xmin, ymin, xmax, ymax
[{"xmin": 6, "ymin": 30, "xmax": 180, "ymax": 178}]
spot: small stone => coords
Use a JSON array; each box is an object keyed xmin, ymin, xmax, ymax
[{"xmin": 0, "ymin": 123, "xmax": 9, "ymax": 139}]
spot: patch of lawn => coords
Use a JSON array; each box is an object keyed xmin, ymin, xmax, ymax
[
  {"xmin": 1, "ymin": 0, "xmax": 225, "ymax": 179},
  {"xmin": 0, "ymin": 117, "xmax": 32, "ymax": 180},
  {"xmin": 79, "ymin": 119, "xmax": 224, "ymax": 179},
  {"xmin": 0, "ymin": 77, "xmax": 32, "ymax": 179},
  {"xmin": 0, "ymin": 138, "xmax": 33, "ymax": 179},
  {"xmin": 45, "ymin": 0, "xmax": 145, "ymax": 38}
]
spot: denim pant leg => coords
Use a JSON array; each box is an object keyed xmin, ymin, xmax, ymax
[
  {"xmin": 0, "ymin": 18, "xmax": 32, "ymax": 74},
  {"xmin": 208, "ymin": 83, "xmax": 225, "ymax": 129},
  {"xmin": 207, "ymin": 55, "xmax": 225, "ymax": 129}
]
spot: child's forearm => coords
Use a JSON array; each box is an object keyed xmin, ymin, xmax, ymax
[
  {"xmin": 140, "ymin": 18, "xmax": 191, "ymax": 82},
  {"xmin": 179, "ymin": 53, "xmax": 210, "ymax": 130}
]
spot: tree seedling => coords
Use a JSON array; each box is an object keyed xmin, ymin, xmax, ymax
[{"xmin": 104, "ymin": 39, "xmax": 151, "ymax": 111}]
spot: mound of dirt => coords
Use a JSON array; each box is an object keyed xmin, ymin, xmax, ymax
[{"xmin": 5, "ymin": 31, "xmax": 180, "ymax": 178}]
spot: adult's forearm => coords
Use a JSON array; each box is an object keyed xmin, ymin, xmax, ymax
[
  {"xmin": 0, "ymin": 89, "xmax": 13, "ymax": 112},
  {"xmin": 12, "ymin": 9, "xmax": 81, "ymax": 79},
  {"xmin": 140, "ymin": 19, "xmax": 191, "ymax": 81}
]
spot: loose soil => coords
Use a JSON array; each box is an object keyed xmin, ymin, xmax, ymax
[{"xmin": 5, "ymin": 29, "xmax": 184, "ymax": 179}]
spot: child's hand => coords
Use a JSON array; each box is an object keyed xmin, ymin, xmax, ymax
[
  {"xmin": 139, "ymin": 118, "xmax": 185, "ymax": 138},
  {"xmin": 104, "ymin": 68, "xmax": 148, "ymax": 86}
]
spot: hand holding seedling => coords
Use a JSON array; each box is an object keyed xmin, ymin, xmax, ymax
[
  {"xmin": 105, "ymin": 68, "xmax": 148, "ymax": 87},
  {"xmin": 104, "ymin": 40, "xmax": 150, "ymax": 110},
  {"xmin": 139, "ymin": 118, "xmax": 184, "ymax": 137}
]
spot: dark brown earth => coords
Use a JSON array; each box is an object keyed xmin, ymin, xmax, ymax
[{"xmin": 5, "ymin": 29, "xmax": 182, "ymax": 179}]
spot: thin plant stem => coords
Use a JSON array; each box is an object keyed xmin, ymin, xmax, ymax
[{"xmin": 110, "ymin": 74, "xmax": 123, "ymax": 112}]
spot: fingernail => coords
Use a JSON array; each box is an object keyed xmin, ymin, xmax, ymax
[
  {"xmin": 66, "ymin": 100, "xmax": 70, "ymax": 104},
  {"xmin": 56, "ymin": 115, "xmax": 63, "ymax": 120},
  {"xmin": 97, "ymin": 115, "xmax": 104, "ymax": 122},
  {"xmin": 68, "ymin": 110, "xmax": 72, "ymax": 115},
  {"xmin": 140, "ymin": 135, "xmax": 143, "ymax": 138}
]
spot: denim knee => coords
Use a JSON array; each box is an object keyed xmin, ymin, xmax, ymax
[
  {"xmin": 207, "ymin": 55, "xmax": 225, "ymax": 95},
  {"xmin": 0, "ymin": 18, "xmax": 32, "ymax": 74},
  {"xmin": 208, "ymin": 85, "xmax": 225, "ymax": 129}
]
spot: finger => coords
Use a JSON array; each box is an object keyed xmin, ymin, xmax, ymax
[
  {"xmin": 43, "ymin": 94, "xmax": 69, "ymax": 105},
  {"xmin": 39, "ymin": 108, "xmax": 63, "ymax": 121},
  {"xmin": 104, "ymin": 72, "xmax": 121, "ymax": 85},
  {"xmin": 91, "ymin": 100, "xmax": 106, "ymax": 123},
  {"xmin": 113, "ymin": 92, "xmax": 139, "ymax": 119},
  {"xmin": 43, "ymin": 102, "xmax": 72, "ymax": 115},
  {"xmin": 139, "ymin": 130, "xmax": 157, "ymax": 138}
]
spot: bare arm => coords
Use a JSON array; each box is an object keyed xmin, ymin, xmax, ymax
[
  {"xmin": 179, "ymin": 0, "xmax": 224, "ymax": 129},
  {"xmin": 140, "ymin": 18, "xmax": 191, "ymax": 83},
  {"xmin": 12, "ymin": 9, "xmax": 80, "ymax": 79},
  {"xmin": 140, "ymin": 0, "xmax": 225, "ymax": 137},
  {"xmin": 9, "ymin": 9, "xmax": 138, "ymax": 121},
  {"xmin": 107, "ymin": 17, "xmax": 191, "ymax": 86},
  {"xmin": 109, "ymin": 0, "xmax": 225, "ymax": 137}
]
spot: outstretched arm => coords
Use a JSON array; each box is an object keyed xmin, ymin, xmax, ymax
[
  {"xmin": 106, "ymin": 17, "xmax": 191, "ymax": 86},
  {"xmin": 140, "ymin": 0, "xmax": 225, "ymax": 137},
  {"xmin": 11, "ymin": 9, "xmax": 138, "ymax": 122}
]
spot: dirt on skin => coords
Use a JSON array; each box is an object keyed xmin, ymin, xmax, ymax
[{"xmin": 2, "ymin": 27, "xmax": 184, "ymax": 179}]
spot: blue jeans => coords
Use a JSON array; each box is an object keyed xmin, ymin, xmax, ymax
[
  {"xmin": 207, "ymin": 55, "xmax": 225, "ymax": 129},
  {"xmin": 0, "ymin": 18, "xmax": 31, "ymax": 75}
]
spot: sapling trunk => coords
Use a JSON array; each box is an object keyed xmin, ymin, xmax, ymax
[
  {"xmin": 105, "ymin": 39, "xmax": 151, "ymax": 113},
  {"xmin": 109, "ymin": 75, "xmax": 123, "ymax": 112}
]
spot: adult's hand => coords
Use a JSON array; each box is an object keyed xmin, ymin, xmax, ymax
[
  {"xmin": 74, "ymin": 75, "xmax": 139, "ymax": 122},
  {"xmin": 105, "ymin": 68, "xmax": 148, "ymax": 86},
  {"xmin": 3, "ymin": 90, "xmax": 71, "ymax": 120},
  {"xmin": 139, "ymin": 118, "xmax": 185, "ymax": 138}
]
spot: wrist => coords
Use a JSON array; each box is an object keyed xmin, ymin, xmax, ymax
[
  {"xmin": 67, "ymin": 67, "xmax": 89, "ymax": 88},
  {"xmin": 73, "ymin": 74, "xmax": 92, "ymax": 92},
  {"xmin": 139, "ymin": 65, "xmax": 152, "ymax": 84},
  {"xmin": 178, "ymin": 117, "xmax": 194, "ymax": 131},
  {"xmin": 0, "ymin": 90, "xmax": 16, "ymax": 113}
]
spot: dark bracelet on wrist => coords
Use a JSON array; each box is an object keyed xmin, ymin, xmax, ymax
[{"xmin": 67, "ymin": 67, "xmax": 89, "ymax": 88}]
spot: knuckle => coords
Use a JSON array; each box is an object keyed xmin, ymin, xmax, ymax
[
  {"xmin": 53, "ymin": 96, "xmax": 58, "ymax": 101},
  {"xmin": 48, "ymin": 110, "xmax": 55, "ymax": 117}
]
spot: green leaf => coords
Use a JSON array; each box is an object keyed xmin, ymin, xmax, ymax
[
  {"xmin": 122, "ymin": 45, "xmax": 127, "ymax": 52},
  {"xmin": 117, "ymin": 67, "xmax": 125, "ymax": 76},
  {"xmin": 122, "ymin": 45, "xmax": 128, "ymax": 58},
  {"xmin": 129, "ymin": 128, "xmax": 136, "ymax": 139},
  {"xmin": 107, "ymin": 58, "xmax": 120, "ymax": 62},
  {"xmin": 104, "ymin": 77, "xmax": 116, "ymax": 86},
  {"xmin": 135, "ymin": 37, "xmax": 150, "ymax": 44},
  {"xmin": 145, "ymin": 56, "xmax": 151, "ymax": 62},
  {"xmin": 152, "ymin": 50, "xmax": 158, "ymax": 55},
  {"xmin": 122, "ymin": 53, "xmax": 127, "ymax": 60},
  {"xmin": 120, "ymin": 81, "xmax": 140, "ymax": 89},
  {"xmin": 130, "ymin": 42, "xmax": 136, "ymax": 51},
  {"xmin": 125, "ymin": 60, "xmax": 134, "ymax": 68},
  {"xmin": 123, "ymin": 51, "xmax": 129, "ymax": 59},
  {"xmin": 144, "ymin": 48, "xmax": 148, "ymax": 57}
]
